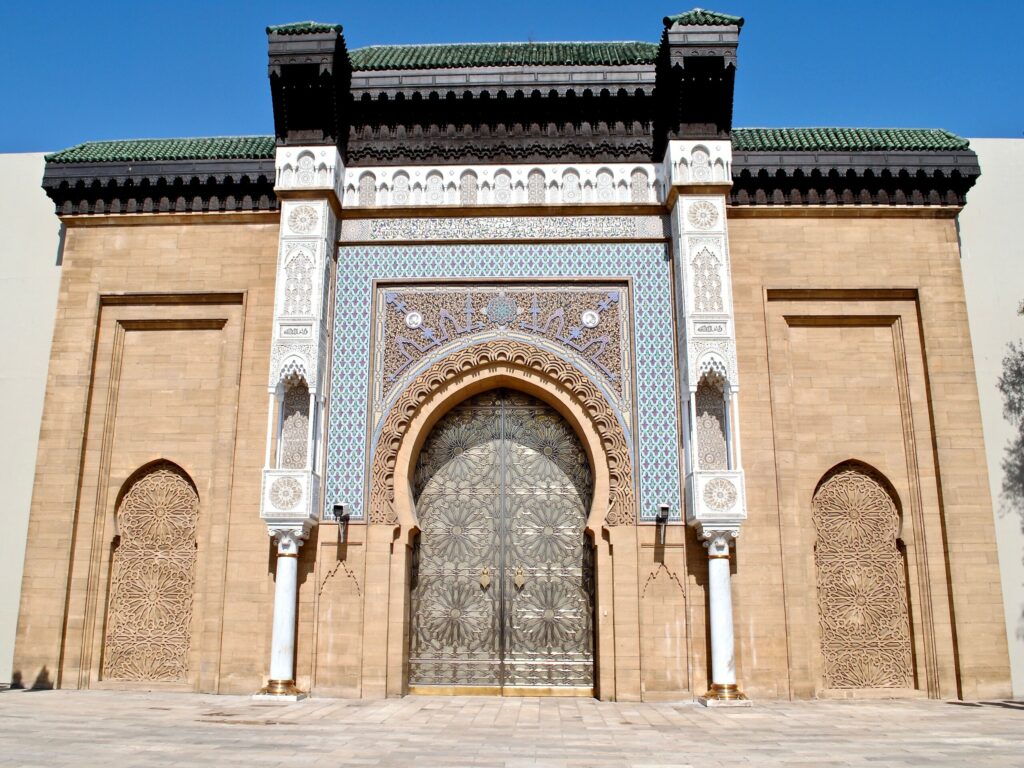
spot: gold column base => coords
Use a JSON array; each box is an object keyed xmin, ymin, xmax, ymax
[
  {"xmin": 698, "ymin": 683, "xmax": 751, "ymax": 707},
  {"xmin": 257, "ymin": 679, "xmax": 305, "ymax": 697}
]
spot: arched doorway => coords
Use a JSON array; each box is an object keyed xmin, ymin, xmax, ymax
[{"xmin": 408, "ymin": 388, "xmax": 595, "ymax": 694}]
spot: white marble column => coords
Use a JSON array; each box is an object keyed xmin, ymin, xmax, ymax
[
  {"xmin": 700, "ymin": 528, "xmax": 748, "ymax": 705},
  {"xmin": 258, "ymin": 528, "xmax": 305, "ymax": 698}
]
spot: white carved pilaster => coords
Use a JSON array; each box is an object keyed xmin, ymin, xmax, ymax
[
  {"xmin": 257, "ymin": 146, "xmax": 342, "ymax": 699},
  {"xmin": 666, "ymin": 139, "xmax": 749, "ymax": 705}
]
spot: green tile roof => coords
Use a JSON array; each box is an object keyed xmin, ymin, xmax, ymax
[
  {"xmin": 348, "ymin": 41, "xmax": 660, "ymax": 71},
  {"xmin": 44, "ymin": 128, "xmax": 972, "ymax": 165},
  {"xmin": 267, "ymin": 21, "xmax": 342, "ymax": 35},
  {"xmin": 46, "ymin": 136, "xmax": 277, "ymax": 164},
  {"xmin": 731, "ymin": 128, "xmax": 970, "ymax": 152},
  {"xmin": 663, "ymin": 8, "xmax": 744, "ymax": 27}
]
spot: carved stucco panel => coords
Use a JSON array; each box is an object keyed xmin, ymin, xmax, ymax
[
  {"xmin": 103, "ymin": 463, "xmax": 199, "ymax": 683},
  {"xmin": 812, "ymin": 464, "xmax": 913, "ymax": 689}
]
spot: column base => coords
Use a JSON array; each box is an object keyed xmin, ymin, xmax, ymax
[
  {"xmin": 698, "ymin": 683, "xmax": 751, "ymax": 707},
  {"xmin": 253, "ymin": 679, "xmax": 307, "ymax": 702}
]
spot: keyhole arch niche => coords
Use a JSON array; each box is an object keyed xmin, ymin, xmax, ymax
[
  {"xmin": 102, "ymin": 459, "xmax": 200, "ymax": 684},
  {"xmin": 811, "ymin": 459, "xmax": 914, "ymax": 693},
  {"xmin": 361, "ymin": 339, "xmax": 641, "ymax": 700}
]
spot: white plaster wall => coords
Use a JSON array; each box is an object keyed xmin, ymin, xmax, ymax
[
  {"xmin": 959, "ymin": 138, "xmax": 1024, "ymax": 698},
  {"xmin": 0, "ymin": 153, "xmax": 62, "ymax": 684}
]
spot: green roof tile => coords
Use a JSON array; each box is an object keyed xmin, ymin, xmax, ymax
[
  {"xmin": 663, "ymin": 8, "xmax": 744, "ymax": 28},
  {"xmin": 46, "ymin": 136, "xmax": 276, "ymax": 164},
  {"xmin": 731, "ymin": 128, "xmax": 969, "ymax": 152},
  {"xmin": 43, "ymin": 128, "xmax": 972, "ymax": 165},
  {"xmin": 348, "ymin": 41, "xmax": 659, "ymax": 71},
  {"xmin": 267, "ymin": 21, "xmax": 342, "ymax": 35}
]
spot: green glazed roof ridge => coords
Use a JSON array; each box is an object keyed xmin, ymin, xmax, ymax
[
  {"xmin": 664, "ymin": 8, "xmax": 744, "ymax": 28},
  {"xmin": 731, "ymin": 127, "xmax": 970, "ymax": 152},
  {"xmin": 46, "ymin": 136, "xmax": 277, "ymax": 164},
  {"xmin": 348, "ymin": 41, "xmax": 660, "ymax": 70},
  {"xmin": 267, "ymin": 21, "xmax": 343, "ymax": 35},
  {"xmin": 45, "ymin": 128, "xmax": 972, "ymax": 164}
]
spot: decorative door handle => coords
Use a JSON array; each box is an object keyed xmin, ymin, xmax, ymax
[
  {"xmin": 514, "ymin": 565, "xmax": 525, "ymax": 589},
  {"xmin": 480, "ymin": 566, "xmax": 491, "ymax": 589}
]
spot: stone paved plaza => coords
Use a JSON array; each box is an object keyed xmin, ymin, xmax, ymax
[{"xmin": 0, "ymin": 691, "xmax": 1021, "ymax": 767}]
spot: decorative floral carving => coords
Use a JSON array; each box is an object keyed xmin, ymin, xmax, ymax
[
  {"xmin": 341, "ymin": 215, "xmax": 668, "ymax": 242},
  {"xmin": 287, "ymin": 204, "xmax": 319, "ymax": 234},
  {"xmin": 280, "ymin": 384, "xmax": 309, "ymax": 470},
  {"xmin": 426, "ymin": 173, "xmax": 444, "ymax": 205},
  {"xmin": 392, "ymin": 173, "xmax": 411, "ymax": 205},
  {"xmin": 369, "ymin": 340, "xmax": 635, "ymax": 526},
  {"xmin": 691, "ymin": 246, "xmax": 724, "ymax": 313},
  {"xmin": 562, "ymin": 170, "xmax": 581, "ymax": 203},
  {"xmin": 283, "ymin": 249, "xmax": 314, "ymax": 316},
  {"xmin": 270, "ymin": 476, "xmax": 303, "ymax": 510},
  {"xmin": 686, "ymin": 200, "xmax": 719, "ymax": 230},
  {"xmin": 691, "ymin": 149, "xmax": 712, "ymax": 182},
  {"xmin": 296, "ymin": 153, "xmax": 316, "ymax": 186},
  {"xmin": 812, "ymin": 464, "xmax": 913, "ymax": 689},
  {"xmin": 358, "ymin": 173, "xmax": 377, "ymax": 207},
  {"xmin": 459, "ymin": 171, "xmax": 478, "ymax": 205},
  {"xmin": 103, "ymin": 463, "xmax": 198, "ymax": 683},
  {"xmin": 494, "ymin": 172, "xmax": 512, "ymax": 204},
  {"xmin": 695, "ymin": 377, "xmax": 728, "ymax": 470},
  {"xmin": 629, "ymin": 169, "xmax": 649, "ymax": 203},
  {"xmin": 703, "ymin": 478, "xmax": 737, "ymax": 512},
  {"xmin": 527, "ymin": 170, "xmax": 546, "ymax": 204}
]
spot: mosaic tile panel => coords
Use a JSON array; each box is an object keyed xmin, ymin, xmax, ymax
[{"xmin": 326, "ymin": 243, "xmax": 680, "ymax": 522}]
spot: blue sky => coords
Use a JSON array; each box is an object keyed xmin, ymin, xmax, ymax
[{"xmin": 2, "ymin": 1, "xmax": 1021, "ymax": 152}]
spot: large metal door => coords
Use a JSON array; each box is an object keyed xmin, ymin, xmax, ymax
[{"xmin": 409, "ymin": 389, "xmax": 594, "ymax": 692}]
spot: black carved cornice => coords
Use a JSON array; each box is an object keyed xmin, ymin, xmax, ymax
[
  {"xmin": 345, "ymin": 87, "xmax": 657, "ymax": 165},
  {"xmin": 730, "ymin": 150, "xmax": 980, "ymax": 207},
  {"xmin": 42, "ymin": 159, "xmax": 278, "ymax": 216}
]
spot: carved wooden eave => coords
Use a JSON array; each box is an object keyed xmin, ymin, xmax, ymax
[
  {"xmin": 731, "ymin": 150, "xmax": 981, "ymax": 207},
  {"xmin": 42, "ymin": 158, "xmax": 278, "ymax": 216}
]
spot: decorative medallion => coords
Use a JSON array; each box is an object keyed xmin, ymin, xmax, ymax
[
  {"xmin": 296, "ymin": 154, "xmax": 315, "ymax": 186},
  {"xmin": 483, "ymin": 294, "xmax": 518, "ymax": 325},
  {"xmin": 703, "ymin": 477, "xmax": 738, "ymax": 512},
  {"xmin": 686, "ymin": 200, "xmax": 719, "ymax": 230},
  {"xmin": 581, "ymin": 310, "xmax": 600, "ymax": 329},
  {"xmin": 269, "ymin": 476, "xmax": 303, "ymax": 510},
  {"xmin": 404, "ymin": 311, "xmax": 423, "ymax": 329},
  {"xmin": 287, "ymin": 204, "xmax": 319, "ymax": 234}
]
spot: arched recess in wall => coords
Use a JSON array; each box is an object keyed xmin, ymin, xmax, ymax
[
  {"xmin": 102, "ymin": 460, "xmax": 199, "ymax": 683},
  {"xmin": 811, "ymin": 460, "xmax": 914, "ymax": 690}
]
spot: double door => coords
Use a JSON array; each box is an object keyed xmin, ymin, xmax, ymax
[{"xmin": 409, "ymin": 389, "xmax": 594, "ymax": 692}]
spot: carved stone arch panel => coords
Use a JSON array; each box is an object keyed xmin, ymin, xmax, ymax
[
  {"xmin": 368, "ymin": 339, "xmax": 635, "ymax": 528},
  {"xmin": 812, "ymin": 461, "xmax": 913, "ymax": 690},
  {"xmin": 103, "ymin": 460, "xmax": 199, "ymax": 683}
]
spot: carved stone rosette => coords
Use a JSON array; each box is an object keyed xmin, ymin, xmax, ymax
[{"xmin": 368, "ymin": 339, "xmax": 636, "ymax": 527}]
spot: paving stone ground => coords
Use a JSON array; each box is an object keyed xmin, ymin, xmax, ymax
[{"xmin": 0, "ymin": 689, "xmax": 1021, "ymax": 767}]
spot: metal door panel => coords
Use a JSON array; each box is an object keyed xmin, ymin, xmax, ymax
[{"xmin": 409, "ymin": 389, "xmax": 594, "ymax": 690}]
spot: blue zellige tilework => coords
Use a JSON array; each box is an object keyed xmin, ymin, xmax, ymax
[{"xmin": 325, "ymin": 243, "xmax": 680, "ymax": 522}]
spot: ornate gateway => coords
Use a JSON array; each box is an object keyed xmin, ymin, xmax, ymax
[{"xmin": 409, "ymin": 389, "xmax": 595, "ymax": 691}]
